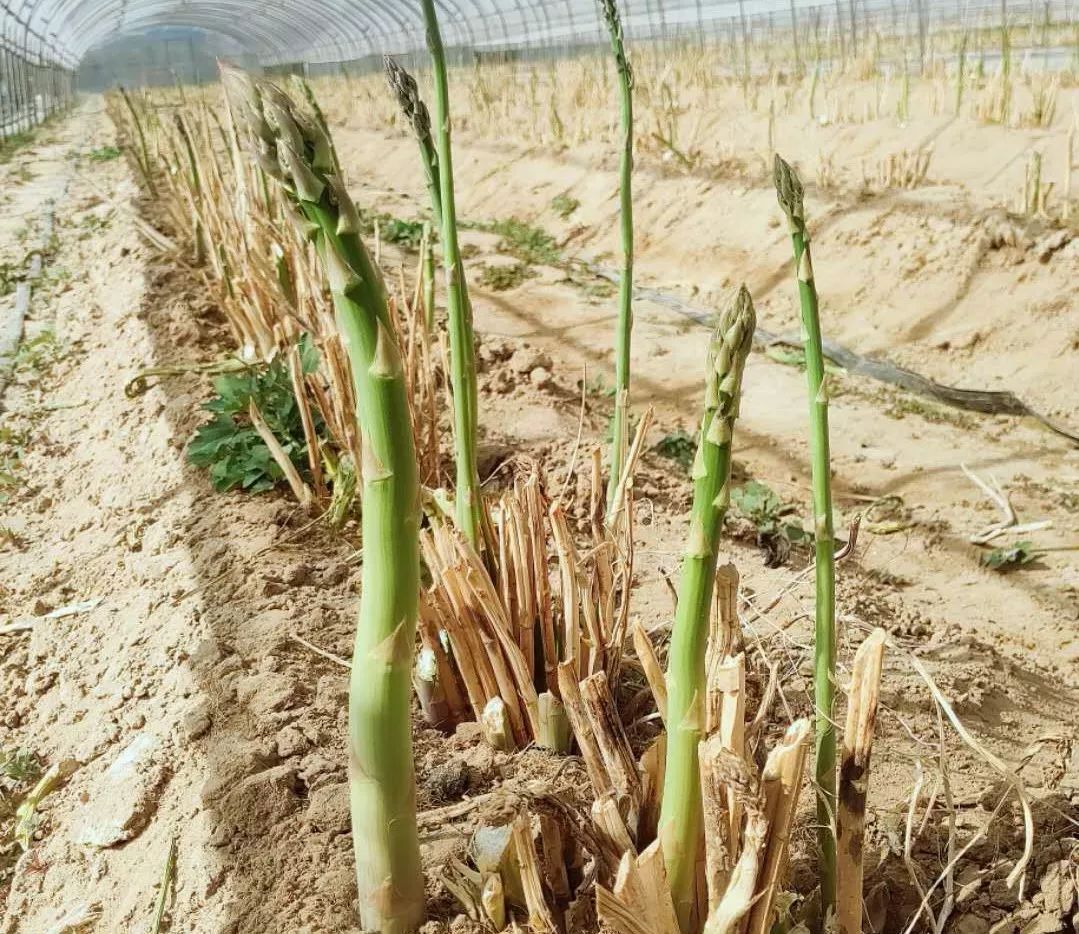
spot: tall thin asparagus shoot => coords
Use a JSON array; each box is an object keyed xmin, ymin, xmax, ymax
[
  {"xmin": 599, "ymin": 0, "xmax": 637, "ymax": 521},
  {"xmin": 773, "ymin": 154, "xmax": 838, "ymax": 924},
  {"xmin": 385, "ymin": 58, "xmax": 442, "ymax": 337},
  {"xmin": 419, "ymin": 0, "xmax": 483, "ymax": 546},
  {"xmin": 659, "ymin": 286, "xmax": 756, "ymax": 934},
  {"xmin": 384, "ymin": 56, "xmax": 442, "ymax": 228},
  {"xmin": 173, "ymin": 114, "xmax": 205, "ymax": 266},
  {"xmin": 222, "ymin": 68, "xmax": 425, "ymax": 934},
  {"xmin": 119, "ymin": 85, "xmax": 157, "ymax": 196}
]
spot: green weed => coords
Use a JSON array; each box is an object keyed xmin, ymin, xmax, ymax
[
  {"xmin": 472, "ymin": 217, "xmax": 561, "ymax": 265},
  {"xmin": 654, "ymin": 429, "xmax": 696, "ymax": 471},
  {"xmin": 0, "ymin": 749, "xmax": 40, "ymax": 784},
  {"xmin": 188, "ymin": 336, "xmax": 323, "ymax": 494},
  {"xmin": 87, "ymin": 145, "xmax": 122, "ymax": 162},
  {"xmin": 550, "ymin": 194, "xmax": 580, "ymax": 219},
  {"xmin": 559, "ymin": 269, "xmax": 615, "ymax": 303},
  {"xmin": 0, "ymin": 748, "xmax": 42, "ymax": 886},
  {"xmin": 477, "ymin": 261, "xmax": 536, "ymax": 291},
  {"xmin": 981, "ymin": 541, "xmax": 1036, "ymax": 571},
  {"xmin": 730, "ymin": 480, "xmax": 812, "ymax": 566},
  {"xmin": 14, "ymin": 331, "xmax": 63, "ymax": 375},
  {"xmin": 586, "ymin": 374, "xmax": 617, "ymax": 399},
  {"xmin": 0, "ymin": 262, "xmax": 23, "ymax": 298},
  {"xmin": 882, "ymin": 392, "xmax": 977, "ymax": 430},
  {"xmin": 376, "ymin": 216, "xmax": 426, "ymax": 250},
  {"xmin": 0, "ymin": 129, "xmax": 37, "ymax": 165},
  {"xmin": 78, "ymin": 212, "xmax": 113, "ymax": 234}
]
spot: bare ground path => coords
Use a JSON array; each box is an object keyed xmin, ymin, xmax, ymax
[{"xmin": 1, "ymin": 104, "xmax": 365, "ymax": 932}]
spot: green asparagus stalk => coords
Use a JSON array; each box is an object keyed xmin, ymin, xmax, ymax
[
  {"xmin": 384, "ymin": 56, "xmax": 442, "ymax": 229},
  {"xmin": 119, "ymin": 85, "xmax": 157, "ymax": 196},
  {"xmin": 419, "ymin": 0, "xmax": 483, "ymax": 547},
  {"xmin": 384, "ymin": 57, "xmax": 441, "ymax": 336},
  {"xmin": 659, "ymin": 286, "xmax": 756, "ymax": 934},
  {"xmin": 291, "ymin": 75, "xmax": 343, "ymax": 177},
  {"xmin": 773, "ymin": 154, "xmax": 837, "ymax": 923},
  {"xmin": 173, "ymin": 114, "xmax": 206, "ymax": 266},
  {"xmin": 222, "ymin": 67, "xmax": 424, "ymax": 934},
  {"xmin": 422, "ymin": 221, "xmax": 436, "ymax": 333},
  {"xmin": 955, "ymin": 32, "xmax": 968, "ymax": 116},
  {"xmin": 599, "ymin": 0, "xmax": 637, "ymax": 520}
]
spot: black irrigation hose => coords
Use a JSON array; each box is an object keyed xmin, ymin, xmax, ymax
[{"xmin": 591, "ymin": 266, "xmax": 1079, "ymax": 445}]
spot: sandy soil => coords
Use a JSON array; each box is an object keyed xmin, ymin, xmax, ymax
[{"xmin": 0, "ymin": 84, "xmax": 1076, "ymax": 934}]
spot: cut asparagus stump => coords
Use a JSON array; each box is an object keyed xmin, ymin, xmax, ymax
[
  {"xmin": 659, "ymin": 286, "xmax": 756, "ymax": 934},
  {"xmin": 222, "ymin": 66, "xmax": 425, "ymax": 934},
  {"xmin": 836, "ymin": 629, "xmax": 887, "ymax": 934},
  {"xmin": 773, "ymin": 153, "xmax": 839, "ymax": 924}
]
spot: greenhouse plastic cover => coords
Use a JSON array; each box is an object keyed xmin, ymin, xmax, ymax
[{"xmin": 4, "ymin": 0, "xmax": 824, "ymax": 67}]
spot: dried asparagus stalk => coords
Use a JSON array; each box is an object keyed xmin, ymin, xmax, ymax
[
  {"xmin": 774, "ymin": 153, "xmax": 839, "ymax": 921},
  {"xmin": 659, "ymin": 286, "xmax": 756, "ymax": 933},
  {"xmin": 745, "ymin": 719, "xmax": 811, "ymax": 934},
  {"xmin": 632, "ymin": 621, "xmax": 668, "ymax": 724},
  {"xmin": 836, "ymin": 629, "xmax": 886, "ymax": 934},
  {"xmin": 699, "ymin": 737, "xmax": 766, "ymax": 934},
  {"xmin": 222, "ymin": 66, "xmax": 424, "ymax": 933}
]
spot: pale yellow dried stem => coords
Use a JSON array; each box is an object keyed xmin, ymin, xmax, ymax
[
  {"xmin": 837, "ymin": 628, "xmax": 886, "ymax": 934},
  {"xmin": 745, "ymin": 719, "xmax": 811, "ymax": 934}
]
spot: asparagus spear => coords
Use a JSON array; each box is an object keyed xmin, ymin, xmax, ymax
[
  {"xmin": 773, "ymin": 153, "xmax": 838, "ymax": 923},
  {"xmin": 119, "ymin": 85, "xmax": 157, "ymax": 196},
  {"xmin": 599, "ymin": 0, "xmax": 637, "ymax": 520},
  {"xmin": 291, "ymin": 74, "xmax": 343, "ymax": 177},
  {"xmin": 384, "ymin": 56, "xmax": 442, "ymax": 229},
  {"xmin": 419, "ymin": 0, "xmax": 483, "ymax": 547},
  {"xmin": 222, "ymin": 67, "xmax": 424, "ymax": 934},
  {"xmin": 659, "ymin": 286, "xmax": 756, "ymax": 934}
]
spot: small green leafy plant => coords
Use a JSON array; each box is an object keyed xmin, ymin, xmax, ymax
[
  {"xmin": 654, "ymin": 429, "xmax": 696, "ymax": 471},
  {"xmin": 188, "ymin": 339, "xmax": 321, "ymax": 493},
  {"xmin": 377, "ymin": 216, "xmax": 426, "ymax": 250},
  {"xmin": 87, "ymin": 145, "xmax": 122, "ymax": 162},
  {"xmin": 474, "ymin": 217, "xmax": 561, "ymax": 265},
  {"xmin": 0, "ymin": 262, "xmax": 22, "ymax": 298},
  {"xmin": 0, "ymin": 129, "xmax": 37, "ymax": 165},
  {"xmin": 0, "ymin": 427, "xmax": 26, "ymax": 504},
  {"xmin": 981, "ymin": 540, "xmax": 1036, "ymax": 571},
  {"xmin": 0, "ymin": 749, "xmax": 41, "ymax": 784},
  {"xmin": 13, "ymin": 331, "xmax": 63, "ymax": 374},
  {"xmin": 551, "ymin": 193, "xmax": 580, "ymax": 219},
  {"xmin": 730, "ymin": 479, "xmax": 812, "ymax": 566},
  {"xmin": 477, "ymin": 261, "xmax": 536, "ymax": 291},
  {"xmin": 0, "ymin": 748, "xmax": 41, "ymax": 884},
  {"xmin": 586, "ymin": 374, "xmax": 617, "ymax": 399},
  {"xmin": 560, "ymin": 271, "xmax": 615, "ymax": 302}
]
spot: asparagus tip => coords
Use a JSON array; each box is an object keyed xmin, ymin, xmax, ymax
[
  {"xmin": 717, "ymin": 284, "xmax": 756, "ymax": 359},
  {"xmin": 383, "ymin": 56, "xmax": 433, "ymax": 140},
  {"xmin": 706, "ymin": 285, "xmax": 755, "ymax": 422},
  {"xmin": 773, "ymin": 153, "xmax": 805, "ymax": 220}
]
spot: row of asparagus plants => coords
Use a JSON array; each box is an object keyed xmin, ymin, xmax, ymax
[{"xmin": 115, "ymin": 1, "xmax": 850, "ymax": 927}]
